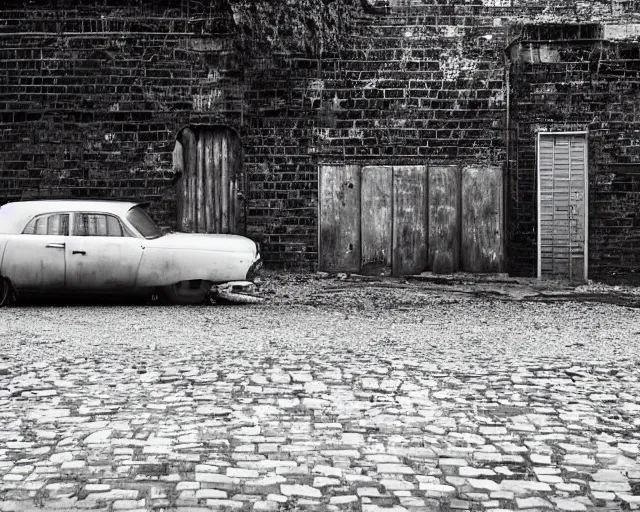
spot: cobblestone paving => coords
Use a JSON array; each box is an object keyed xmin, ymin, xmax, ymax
[{"xmin": 0, "ymin": 287, "xmax": 639, "ymax": 512}]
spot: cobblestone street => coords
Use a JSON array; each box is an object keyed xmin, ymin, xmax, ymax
[{"xmin": 0, "ymin": 279, "xmax": 639, "ymax": 512}]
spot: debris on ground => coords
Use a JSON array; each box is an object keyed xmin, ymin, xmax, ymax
[
  {"xmin": 252, "ymin": 270, "xmax": 640, "ymax": 310},
  {"xmin": 210, "ymin": 281, "xmax": 266, "ymax": 305}
]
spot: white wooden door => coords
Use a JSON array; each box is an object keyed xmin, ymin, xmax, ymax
[{"xmin": 537, "ymin": 133, "xmax": 588, "ymax": 281}]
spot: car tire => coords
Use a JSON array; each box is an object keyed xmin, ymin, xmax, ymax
[
  {"xmin": 160, "ymin": 280, "xmax": 212, "ymax": 305},
  {"xmin": 0, "ymin": 277, "xmax": 14, "ymax": 307}
]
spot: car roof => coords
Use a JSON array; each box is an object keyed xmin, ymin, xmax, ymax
[{"xmin": 0, "ymin": 200, "xmax": 143, "ymax": 234}]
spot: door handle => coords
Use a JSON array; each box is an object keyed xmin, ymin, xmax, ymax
[
  {"xmin": 46, "ymin": 243, "xmax": 65, "ymax": 249},
  {"xmin": 72, "ymin": 250, "xmax": 86, "ymax": 255}
]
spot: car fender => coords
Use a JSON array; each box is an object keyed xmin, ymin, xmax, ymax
[
  {"xmin": 135, "ymin": 247, "xmax": 256, "ymax": 287},
  {"xmin": 0, "ymin": 237, "xmax": 7, "ymax": 276}
]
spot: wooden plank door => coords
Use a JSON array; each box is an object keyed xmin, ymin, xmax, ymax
[
  {"xmin": 361, "ymin": 166, "xmax": 392, "ymax": 275},
  {"xmin": 392, "ymin": 165, "xmax": 428, "ymax": 276},
  {"xmin": 319, "ymin": 164, "xmax": 361, "ymax": 272},
  {"xmin": 538, "ymin": 133, "xmax": 588, "ymax": 281},
  {"xmin": 461, "ymin": 165, "xmax": 504, "ymax": 273},
  {"xmin": 211, "ymin": 129, "xmax": 242, "ymax": 234},
  {"xmin": 428, "ymin": 165, "xmax": 461, "ymax": 274},
  {"xmin": 175, "ymin": 127, "xmax": 242, "ymax": 234},
  {"xmin": 175, "ymin": 127, "xmax": 196, "ymax": 233}
]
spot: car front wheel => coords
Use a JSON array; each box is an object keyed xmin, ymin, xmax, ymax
[
  {"xmin": 160, "ymin": 280, "xmax": 212, "ymax": 305},
  {"xmin": 0, "ymin": 277, "xmax": 14, "ymax": 307}
]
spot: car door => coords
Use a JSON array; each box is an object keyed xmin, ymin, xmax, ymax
[
  {"xmin": 1, "ymin": 213, "xmax": 69, "ymax": 291},
  {"xmin": 65, "ymin": 212, "xmax": 144, "ymax": 292}
]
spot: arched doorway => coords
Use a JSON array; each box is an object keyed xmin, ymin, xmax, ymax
[{"xmin": 173, "ymin": 126, "xmax": 243, "ymax": 234}]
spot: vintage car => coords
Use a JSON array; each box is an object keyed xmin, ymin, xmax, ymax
[{"xmin": 0, "ymin": 200, "xmax": 261, "ymax": 305}]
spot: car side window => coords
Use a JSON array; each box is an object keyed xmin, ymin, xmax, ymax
[
  {"xmin": 22, "ymin": 214, "xmax": 69, "ymax": 236},
  {"xmin": 74, "ymin": 213, "xmax": 125, "ymax": 237}
]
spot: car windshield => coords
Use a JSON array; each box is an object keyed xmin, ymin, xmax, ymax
[{"xmin": 126, "ymin": 206, "xmax": 163, "ymax": 239}]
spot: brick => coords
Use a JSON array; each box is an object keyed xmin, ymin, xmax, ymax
[{"xmin": 0, "ymin": 5, "xmax": 637, "ymax": 282}]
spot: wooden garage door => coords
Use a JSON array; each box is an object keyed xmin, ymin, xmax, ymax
[
  {"xmin": 319, "ymin": 163, "xmax": 504, "ymax": 276},
  {"xmin": 461, "ymin": 165, "xmax": 504, "ymax": 273},
  {"xmin": 538, "ymin": 133, "xmax": 588, "ymax": 281},
  {"xmin": 392, "ymin": 166, "xmax": 428, "ymax": 276},
  {"xmin": 319, "ymin": 164, "xmax": 361, "ymax": 272},
  {"xmin": 319, "ymin": 164, "xmax": 427, "ymax": 277},
  {"xmin": 361, "ymin": 166, "xmax": 392, "ymax": 274},
  {"xmin": 428, "ymin": 165, "xmax": 460, "ymax": 274}
]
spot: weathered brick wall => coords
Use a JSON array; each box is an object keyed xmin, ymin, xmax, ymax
[
  {"xmin": 242, "ymin": 4, "xmax": 509, "ymax": 266},
  {"xmin": 0, "ymin": 1, "xmax": 639, "ymax": 279},
  {"xmin": 0, "ymin": 1, "xmax": 510, "ymax": 268},
  {"xmin": 0, "ymin": 3, "xmax": 244, "ymax": 226},
  {"xmin": 509, "ymin": 22, "xmax": 640, "ymax": 283}
]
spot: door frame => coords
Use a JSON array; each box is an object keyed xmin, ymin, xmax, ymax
[{"xmin": 536, "ymin": 130, "xmax": 589, "ymax": 280}]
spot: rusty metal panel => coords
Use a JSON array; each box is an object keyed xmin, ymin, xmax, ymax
[
  {"xmin": 461, "ymin": 165, "xmax": 504, "ymax": 273},
  {"xmin": 319, "ymin": 164, "xmax": 361, "ymax": 273},
  {"xmin": 392, "ymin": 165, "xmax": 428, "ymax": 276},
  {"xmin": 361, "ymin": 166, "xmax": 392, "ymax": 275},
  {"xmin": 428, "ymin": 165, "xmax": 461, "ymax": 274}
]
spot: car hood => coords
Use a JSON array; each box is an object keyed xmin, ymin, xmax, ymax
[{"xmin": 144, "ymin": 232, "xmax": 258, "ymax": 255}]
